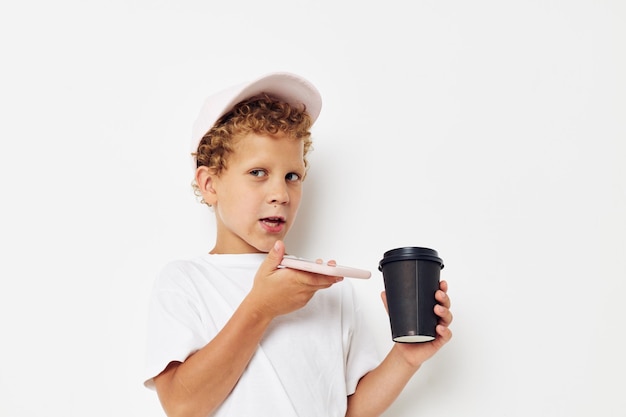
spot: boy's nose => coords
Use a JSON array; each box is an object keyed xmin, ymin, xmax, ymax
[{"xmin": 267, "ymin": 182, "xmax": 289, "ymax": 205}]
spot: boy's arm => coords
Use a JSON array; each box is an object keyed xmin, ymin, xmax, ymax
[
  {"xmin": 153, "ymin": 241, "xmax": 343, "ymax": 417},
  {"xmin": 346, "ymin": 282, "xmax": 453, "ymax": 417}
]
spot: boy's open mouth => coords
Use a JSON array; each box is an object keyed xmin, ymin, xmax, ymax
[{"xmin": 260, "ymin": 217, "xmax": 286, "ymax": 227}]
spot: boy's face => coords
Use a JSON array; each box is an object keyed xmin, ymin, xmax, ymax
[{"xmin": 203, "ymin": 132, "xmax": 306, "ymax": 254}]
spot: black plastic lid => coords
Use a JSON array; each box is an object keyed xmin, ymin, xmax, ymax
[{"xmin": 378, "ymin": 247, "xmax": 444, "ymax": 271}]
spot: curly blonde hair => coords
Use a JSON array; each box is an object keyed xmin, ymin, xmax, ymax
[{"xmin": 191, "ymin": 94, "xmax": 314, "ymax": 202}]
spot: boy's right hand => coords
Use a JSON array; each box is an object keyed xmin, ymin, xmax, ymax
[{"xmin": 246, "ymin": 240, "xmax": 343, "ymax": 319}]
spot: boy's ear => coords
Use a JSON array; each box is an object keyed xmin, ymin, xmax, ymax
[{"xmin": 195, "ymin": 166, "xmax": 218, "ymax": 205}]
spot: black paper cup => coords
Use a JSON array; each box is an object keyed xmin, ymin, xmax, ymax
[{"xmin": 378, "ymin": 247, "xmax": 444, "ymax": 343}]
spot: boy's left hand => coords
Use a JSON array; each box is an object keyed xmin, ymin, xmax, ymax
[{"xmin": 381, "ymin": 280, "xmax": 453, "ymax": 368}]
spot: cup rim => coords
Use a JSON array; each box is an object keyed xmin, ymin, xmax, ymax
[{"xmin": 378, "ymin": 247, "xmax": 444, "ymax": 270}]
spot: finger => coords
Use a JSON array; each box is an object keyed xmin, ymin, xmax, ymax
[
  {"xmin": 312, "ymin": 258, "xmax": 337, "ymax": 266},
  {"xmin": 435, "ymin": 304, "xmax": 453, "ymax": 326},
  {"xmin": 294, "ymin": 271, "xmax": 342, "ymax": 289},
  {"xmin": 435, "ymin": 288, "xmax": 451, "ymax": 309},
  {"xmin": 435, "ymin": 291, "xmax": 450, "ymax": 309},
  {"xmin": 436, "ymin": 323, "xmax": 453, "ymax": 343},
  {"xmin": 311, "ymin": 273, "xmax": 343, "ymax": 287}
]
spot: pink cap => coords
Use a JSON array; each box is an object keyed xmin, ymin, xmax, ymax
[{"xmin": 190, "ymin": 72, "xmax": 322, "ymax": 169}]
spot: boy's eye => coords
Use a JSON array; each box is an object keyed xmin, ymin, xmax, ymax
[
  {"xmin": 286, "ymin": 172, "xmax": 301, "ymax": 182},
  {"xmin": 249, "ymin": 169, "xmax": 267, "ymax": 177}
]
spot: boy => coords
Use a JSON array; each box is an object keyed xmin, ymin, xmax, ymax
[{"xmin": 144, "ymin": 72, "xmax": 453, "ymax": 417}]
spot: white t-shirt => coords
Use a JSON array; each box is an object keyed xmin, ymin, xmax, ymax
[{"xmin": 144, "ymin": 253, "xmax": 380, "ymax": 417}]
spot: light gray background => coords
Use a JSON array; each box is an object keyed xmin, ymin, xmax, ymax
[{"xmin": 1, "ymin": 1, "xmax": 625, "ymax": 416}]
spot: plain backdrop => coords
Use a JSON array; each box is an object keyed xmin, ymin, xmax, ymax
[{"xmin": 1, "ymin": 1, "xmax": 625, "ymax": 416}]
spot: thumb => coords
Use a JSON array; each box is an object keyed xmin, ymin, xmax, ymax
[
  {"xmin": 380, "ymin": 291, "xmax": 389, "ymax": 314},
  {"xmin": 260, "ymin": 240, "xmax": 285, "ymax": 273}
]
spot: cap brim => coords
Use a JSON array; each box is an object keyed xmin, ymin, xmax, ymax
[{"xmin": 191, "ymin": 72, "xmax": 322, "ymax": 164}]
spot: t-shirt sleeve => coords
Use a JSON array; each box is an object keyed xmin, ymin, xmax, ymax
[{"xmin": 142, "ymin": 263, "xmax": 208, "ymax": 389}]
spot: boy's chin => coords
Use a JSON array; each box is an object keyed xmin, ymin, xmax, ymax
[
  {"xmin": 255, "ymin": 242, "xmax": 275, "ymax": 253},
  {"xmin": 253, "ymin": 237, "xmax": 285, "ymax": 253}
]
